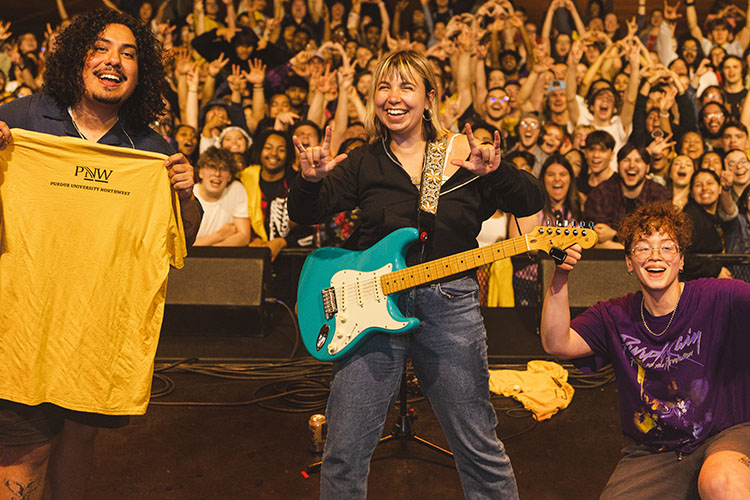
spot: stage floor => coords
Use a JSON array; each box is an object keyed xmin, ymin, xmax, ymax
[{"xmin": 87, "ymin": 306, "xmax": 626, "ymax": 500}]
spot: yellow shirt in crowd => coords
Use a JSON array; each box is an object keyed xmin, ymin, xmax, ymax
[{"xmin": 0, "ymin": 128, "xmax": 186, "ymax": 415}]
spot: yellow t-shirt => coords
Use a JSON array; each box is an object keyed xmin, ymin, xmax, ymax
[
  {"xmin": 0, "ymin": 128, "xmax": 186, "ymax": 415},
  {"xmin": 238, "ymin": 164, "xmax": 268, "ymax": 241}
]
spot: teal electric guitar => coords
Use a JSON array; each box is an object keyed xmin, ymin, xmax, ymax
[{"xmin": 297, "ymin": 224, "xmax": 597, "ymax": 361}]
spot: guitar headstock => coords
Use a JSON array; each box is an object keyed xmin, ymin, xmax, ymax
[{"xmin": 528, "ymin": 221, "xmax": 598, "ymax": 254}]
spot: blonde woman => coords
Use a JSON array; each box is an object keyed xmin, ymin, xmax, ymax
[{"xmin": 289, "ymin": 50, "xmax": 543, "ymax": 500}]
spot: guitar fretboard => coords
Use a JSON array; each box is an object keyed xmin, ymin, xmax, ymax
[{"xmin": 380, "ymin": 234, "xmax": 531, "ymax": 295}]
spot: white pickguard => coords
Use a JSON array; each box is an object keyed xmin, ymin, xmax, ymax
[{"xmin": 327, "ymin": 263, "xmax": 409, "ymax": 355}]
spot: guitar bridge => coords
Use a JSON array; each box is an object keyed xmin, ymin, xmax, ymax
[{"xmin": 321, "ymin": 287, "xmax": 338, "ymax": 320}]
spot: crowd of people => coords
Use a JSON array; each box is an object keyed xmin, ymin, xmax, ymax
[
  {"xmin": 2, "ymin": 0, "xmax": 750, "ymax": 499},
  {"xmin": 3, "ymin": 0, "xmax": 750, "ymax": 282}
]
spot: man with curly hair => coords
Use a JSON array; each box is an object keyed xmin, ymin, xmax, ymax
[
  {"xmin": 0, "ymin": 9, "xmax": 201, "ymax": 500},
  {"xmin": 540, "ymin": 201, "xmax": 750, "ymax": 499}
]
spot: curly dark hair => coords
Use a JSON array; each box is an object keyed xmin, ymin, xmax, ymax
[
  {"xmin": 43, "ymin": 8, "xmax": 167, "ymax": 130},
  {"xmin": 197, "ymin": 146, "xmax": 240, "ymax": 179},
  {"xmin": 618, "ymin": 201, "xmax": 693, "ymax": 253},
  {"xmin": 249, "ymin": 128, "xmax": 297, "ymax": 183}
]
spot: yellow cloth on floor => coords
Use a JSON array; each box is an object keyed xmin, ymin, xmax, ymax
[
  {"xmin": 489, "ymin": 360, "xmax": 575, "ymax": 421},
  {"xmin": 486, "ymin": 259, "xmax": 514, "ymax": 307}
]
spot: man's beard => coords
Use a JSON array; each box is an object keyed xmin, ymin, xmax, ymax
[
  {"xmin": 92, "ymin": 92, "xmax": 125, "ymax": 105},
  {"xmin": 701, "ymin": 123, "xmax": 723, "ymax": 140}
]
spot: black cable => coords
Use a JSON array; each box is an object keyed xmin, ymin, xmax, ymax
[
  {"xmin": 148, "ymin": 359, "xmax": 613, "ymax": 415},
  {"xmin": 149, "ymin": 358, "xmax": 333, "ymax": 410},
  {"xmin": 264, "ymin": 297, "xmax": 301, "ymax": 360},
  {"xmin": 564, "ymin": 363, "xmax": 615, "ymax": 389},
  {"xmin": 150, "ymin": 373, "xmax": 176, "ymax": 398},
  {"xmin": 154, "ymin": 357, "xmax": 198, "ymax": 373},
  {"xmin": 499, "ymin": 419, "xmax": 539, "ymax": 441}
]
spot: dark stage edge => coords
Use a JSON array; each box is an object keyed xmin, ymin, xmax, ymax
[{"xmin": 85, "ymin": 306, "xmax": 625, "ymax": 500}]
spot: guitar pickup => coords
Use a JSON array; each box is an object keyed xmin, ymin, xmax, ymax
[{"xmin": 321, "ymin": 287, "xmax": 338, "ymax": 320}]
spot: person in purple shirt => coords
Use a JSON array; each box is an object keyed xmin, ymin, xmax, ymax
[{"xmin": 541, "ymin": 201, "xmax": 750, "ymax": 499}]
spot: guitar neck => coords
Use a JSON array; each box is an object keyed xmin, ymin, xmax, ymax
[{"xmin": 380, "ymin": 234, "xmax": 532, "ymax": 295}]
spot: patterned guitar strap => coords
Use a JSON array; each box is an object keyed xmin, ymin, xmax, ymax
[{"xmin": 416, "ymin": 135, "xmax": 448, "ymax": 263}]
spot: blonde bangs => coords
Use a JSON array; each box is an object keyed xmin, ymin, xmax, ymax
[{"xmin": 365, "ymin": 50, "xmax": 447, "ymax": 142}]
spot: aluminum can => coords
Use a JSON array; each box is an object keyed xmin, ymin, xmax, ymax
[{"xmin": 309, "ymin": 414, "xmax": 327, "ymax": 453}]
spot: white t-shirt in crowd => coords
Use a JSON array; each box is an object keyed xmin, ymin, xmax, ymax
[{"xmin": 193, "ymin": 180, "xmax": 249, "ymax": 239}]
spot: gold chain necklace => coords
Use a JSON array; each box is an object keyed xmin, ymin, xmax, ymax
[{"xmin": 640, "ymin": 288, "xmax": 682, "ymax": 337}]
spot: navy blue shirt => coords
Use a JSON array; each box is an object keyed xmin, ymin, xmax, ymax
[
  {"xmin": 0, "ymin": 93, "xmax": 174, "ymax": 155},
  {"xmin": 0, "ymin": 93, "xmax": 203, "ymax": 232}
]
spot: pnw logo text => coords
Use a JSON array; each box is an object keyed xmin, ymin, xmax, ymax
[{"xmin": 75, "ymin": 166, "xmax": 113, "ymax": 183}]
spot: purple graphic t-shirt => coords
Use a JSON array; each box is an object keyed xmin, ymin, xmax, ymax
[{"xmin": 571, "ymin": 278, "xmax": 750, "ymax": 453}]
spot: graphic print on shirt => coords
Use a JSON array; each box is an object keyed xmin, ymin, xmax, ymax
[
  {"xmin": 622, "ymin": 328, "xmax": 711, "ymax": 447},
  {"xmin": 268, "ymin": 196, "xmax": 290, "ymax": 240},
  {"xmin": 622, "ymin": 328, "xmax": 703, "ymax": 371}
]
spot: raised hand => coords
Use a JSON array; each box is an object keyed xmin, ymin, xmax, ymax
[
  {"xmin": 316, "ymin": 64, "xmax": 338, "ymax": 95},
  {"xmin": 227, "ymin": 64, "xmax": 246, "ymax": 94},
  {"xmin": 293, "ymin": 126, "xmax": 348, "ymax": 182},
  {"xmin": 663, "ymin": 0, "xmax": 683, "ymax": 22},
  {"xmin": 244, "ymin": 58, "xmax": 267, "ymax": 86},
  {"xmin": 217, "ymin": 26, "xmax": 240, "ymax": 42},
  {"xmin": 568, "ymin": 39, "xmax": 584, "ymax": 64},
  {"xmin": 646, "ymin": 133, "xmax": 676, "ymax": 158},
  {"xmin": 0, "ymin": 21, "xmax": 12, "ymax": 43},
  {"xmin": 720, "ymin": 167, "xmax": 734, "ymax": 191},
  {"xmin": 291, "ymin": 51, "xmax": 314, "ymax": 77},
  {"xmin": 452, "ymin": 123, "xmax": 503, "ymax": 176},
  {"xmin": 274, "ymin": 111, "xmax": 300, "ymax": 130},
  {"xmin": 174, "ymin": 47, "xmax": 192, "ymax": 76},
  {"xmin": 186, "ymin": 63, "xmax": 200, "ymax": 92},
  {"xmin": 695, "ymin": 58, "xmax": 712, "ymax": 77},
  {"xmin": 207, "ymin": 52, "xmax": 229, "ymax": 77},
  {"xmin": 626, "ymin": 16, "xmax": 638, "ymax": 37}
]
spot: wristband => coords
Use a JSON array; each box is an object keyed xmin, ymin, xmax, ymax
[
  {"xmin": 686, "ymin": 0, "xmax": 695, "ymax": 5},
  {"xmin": 659, "ymin": 110, "xmax": 670, "ymax": 117},
  {"xmin": 722, "ymin": 185, "xmax": 732, "ymax": 192}
]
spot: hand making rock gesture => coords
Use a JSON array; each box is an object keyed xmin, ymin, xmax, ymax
[
  {"xmin": 293, "ymin": 126, "xmax": 348, "ymax": 182},
  {"xmin": 452, "ymin": 123, "xmax": 503, "ymax": 176}
]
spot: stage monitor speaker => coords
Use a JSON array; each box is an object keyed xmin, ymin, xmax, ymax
[
  {"xmin": 167, "ymin": 247, "xmax": 271, "ymax": 307},
  {"xmin": 538, "ymin": 249, "xmax": 640, "ymax": 309},
  {"xmin": 164, "ymin": 246, "xmax": 272, "ymax": 337},
  {"xmin": 166, "ymin": 246, "xmax": 271, "ymax": 307}
]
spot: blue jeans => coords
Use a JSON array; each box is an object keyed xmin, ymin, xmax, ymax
[{"xmin": 320, "ymin": 276, "xmax": 519, "ymax": 500}]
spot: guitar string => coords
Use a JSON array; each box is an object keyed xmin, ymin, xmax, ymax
[{"xmin": 335, "ymin": 229, "xmax": 581, "ymax": 298}]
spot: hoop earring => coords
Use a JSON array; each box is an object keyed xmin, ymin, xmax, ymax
[{"xmin": 423, "ymin": 109, "xmax": 432, "ymax": 121}]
